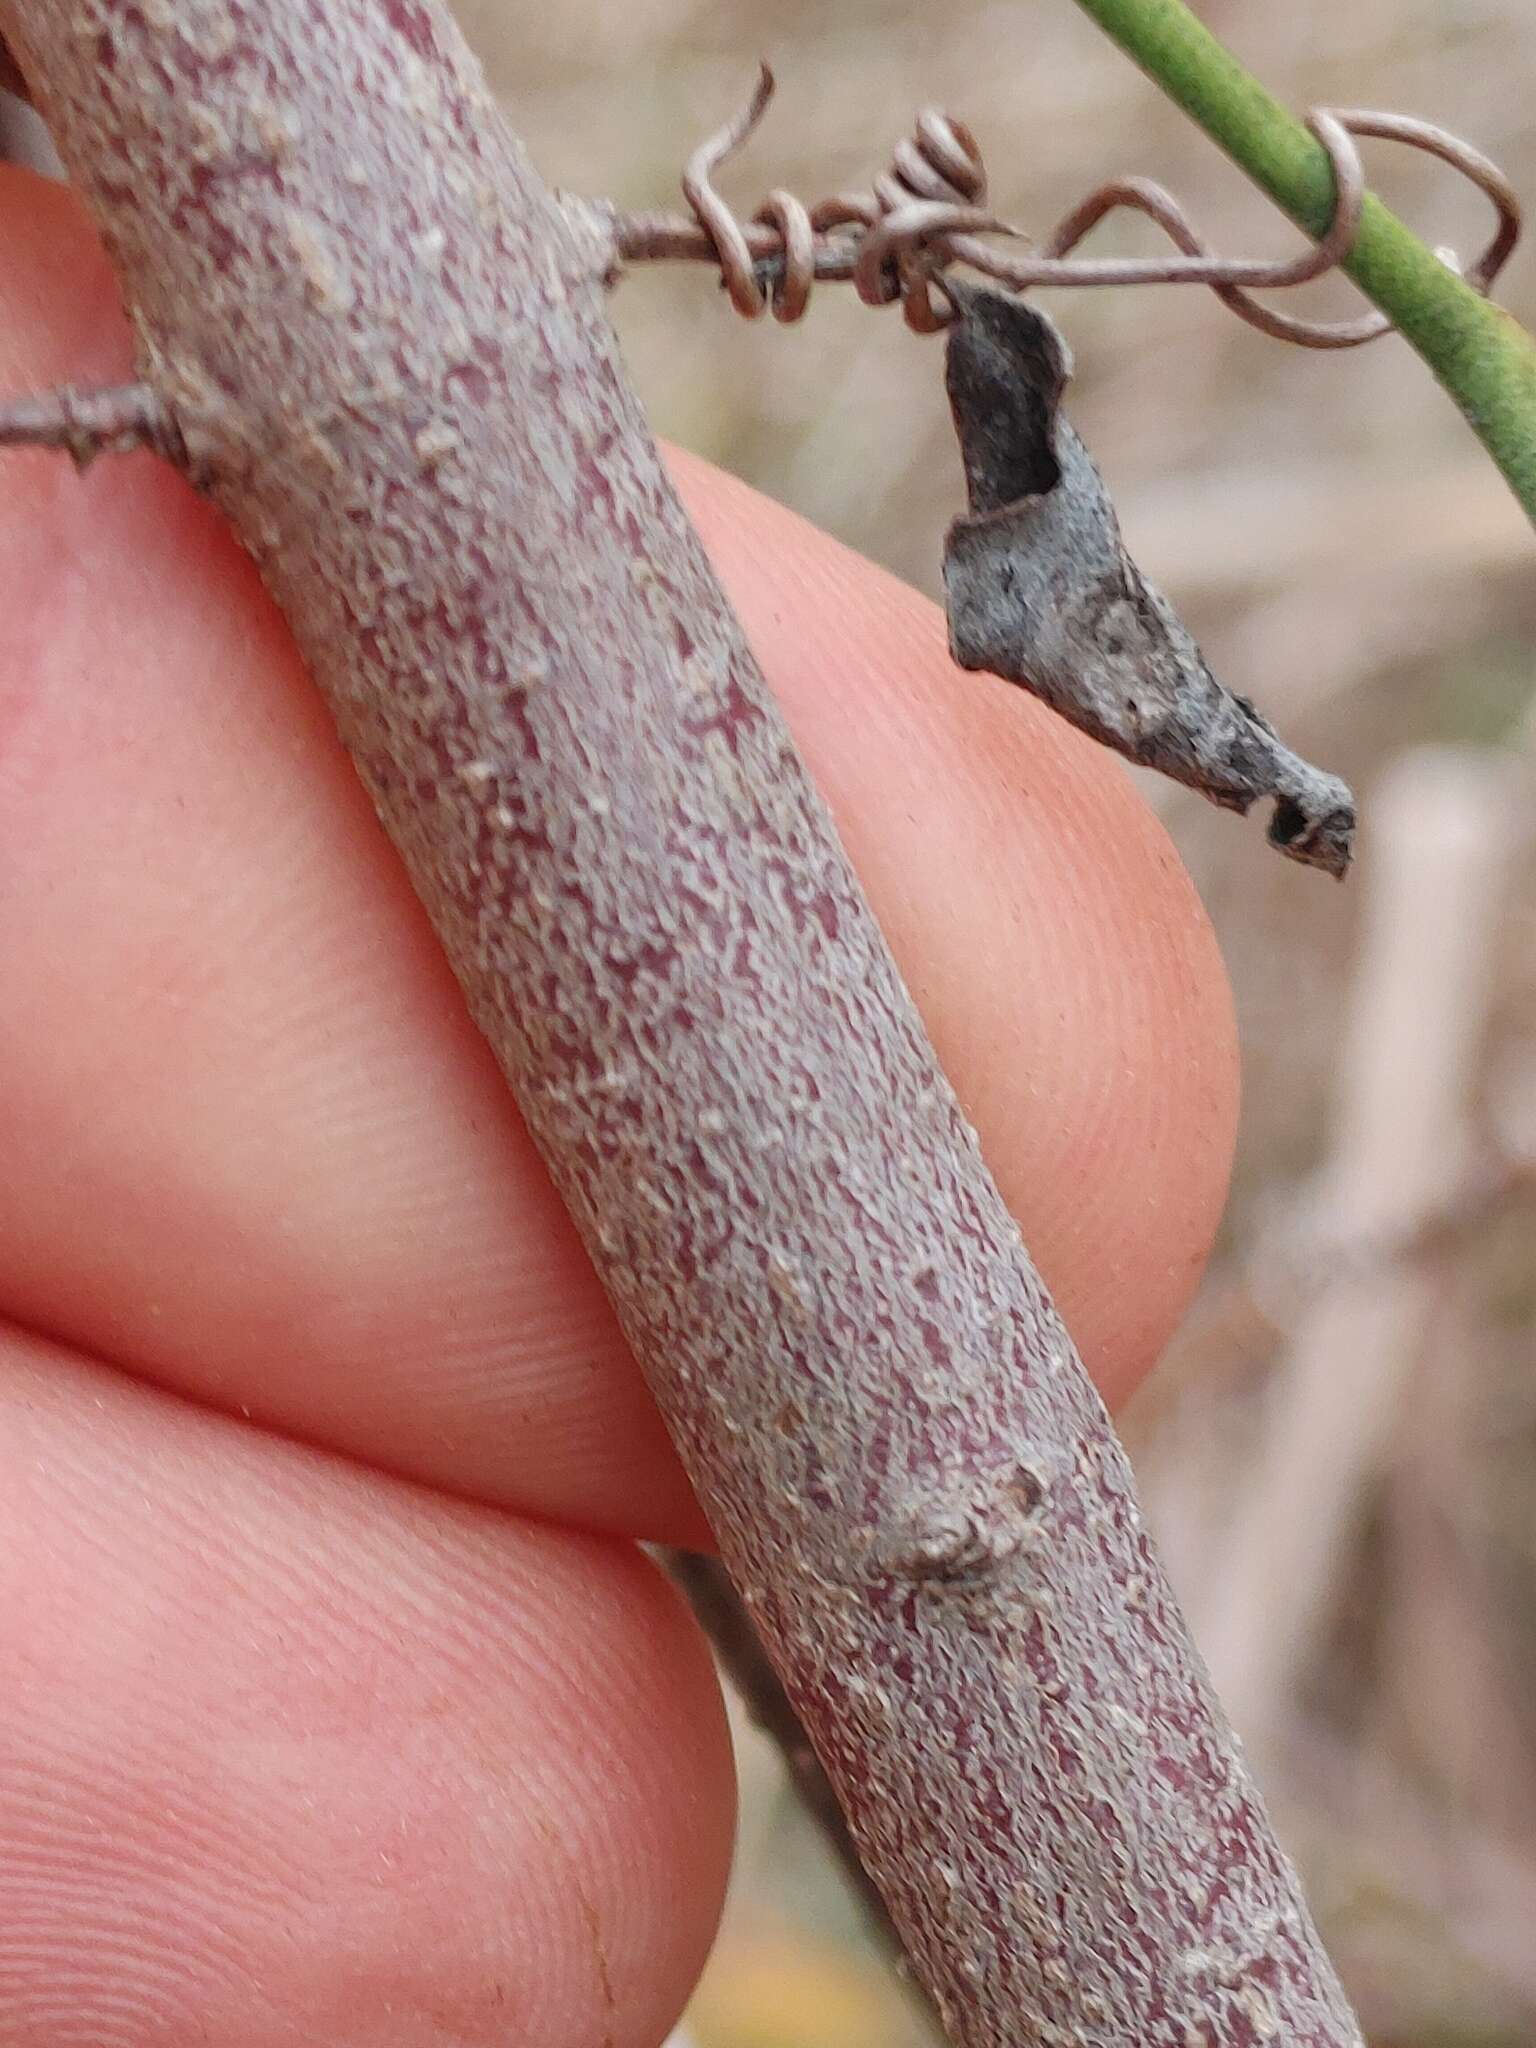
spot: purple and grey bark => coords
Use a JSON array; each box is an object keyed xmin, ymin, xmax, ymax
[{"xmin": 0, "ymin": 3, "xmax": 1363, "ymax": 2042}]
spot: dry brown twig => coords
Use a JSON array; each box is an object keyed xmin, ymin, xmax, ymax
[
  {"xmin": 0, "ymin": 379, "xmax": 180, "ymax": 464},
  {"xmin": 609, "ymin": 65, "xmax": 1520, "ymax": 346},
  {"xmin": 1199, "ymin": 748, "xmax": 1524, "ymax": 1752}
]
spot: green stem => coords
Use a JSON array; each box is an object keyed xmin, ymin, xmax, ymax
[{"xmin": 1070, "ymin": 0, "xmax": 1536, "ymax": 523}]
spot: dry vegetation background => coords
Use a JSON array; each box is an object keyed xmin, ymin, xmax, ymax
[{"xmin": 456, "ymin": 4, "xmax": 1536, "ymax": 2043}]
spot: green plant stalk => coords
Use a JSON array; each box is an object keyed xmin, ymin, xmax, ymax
[{"xmin": 1070, "ymin": 0, "xmax": 1536, "ymax": 522}]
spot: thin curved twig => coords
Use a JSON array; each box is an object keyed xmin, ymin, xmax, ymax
[
  {"xmin": 0, "ymin": 380, "xmax": 184, "ymax": 466},
  {"xmin": 1013, "ymin": 108, "xmax": 1520, "ymax": 347},
  {"xmin": 612, "ymin": 67, "xmax": 1522, "ymax": 348}
]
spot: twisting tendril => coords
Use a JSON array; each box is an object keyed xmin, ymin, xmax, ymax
[{"xmin": 610, "ymin": 63, "xmax": 1521, "ymax": 346}]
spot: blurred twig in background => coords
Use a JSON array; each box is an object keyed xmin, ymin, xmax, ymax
[{"xmin": 1198, "ymin": 747, "xmax": 1524, "ymax": 1751}]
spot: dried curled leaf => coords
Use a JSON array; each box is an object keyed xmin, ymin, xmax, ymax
[
  {"xmin": 942, "ymin": 282, "xmax": 1355, "ymax": 876},
  {"xmin": 0, "ymin": 35, "xmax": 28, "ymax": 101}
]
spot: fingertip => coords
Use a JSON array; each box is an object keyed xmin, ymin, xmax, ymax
[
  {"xmin": 0, "ymin": 167, "xmax": 129, "ymax": 381},
  {"xmin": 0, "ymin": 1329, "xmax": 734, "ymax": 2046}
]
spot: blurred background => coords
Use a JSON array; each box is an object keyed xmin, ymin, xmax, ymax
[{"xmin": 444, "ymin": 3, "xmax": 1536, "ymax": 2043}]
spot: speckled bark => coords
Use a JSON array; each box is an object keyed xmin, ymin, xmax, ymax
[{"xmin": 3, "ymin": 4, "xmax": 1363, "ymax": 2042}]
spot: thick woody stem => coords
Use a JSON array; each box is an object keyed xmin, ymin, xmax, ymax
[
  {"xmin": 2, "ymin": 3, "xmax": 1363, "ymax": 2042},
  {"xmin": 661, "ymin": 1549, "xmax": 907, "ymax": 1951}
]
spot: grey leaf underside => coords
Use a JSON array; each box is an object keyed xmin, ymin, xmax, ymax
[{"xmin": 942, "ymin": 282, "xmax": 1355, "ymax": 877}]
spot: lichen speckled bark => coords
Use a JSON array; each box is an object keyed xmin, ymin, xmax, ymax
[{"xmin": 3, "ymin": 4, "xmax": 1363, "ymax": 2041}]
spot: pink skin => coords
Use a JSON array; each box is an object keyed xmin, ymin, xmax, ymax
[{"xmin": 0, "ymin": 171, "xmax": 1237, "ymax": 2045}]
